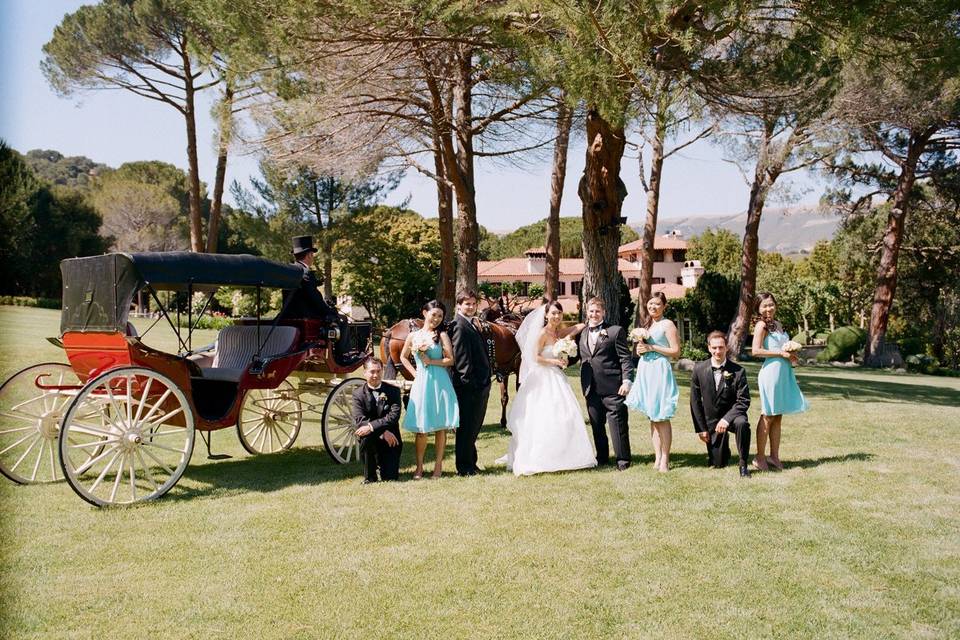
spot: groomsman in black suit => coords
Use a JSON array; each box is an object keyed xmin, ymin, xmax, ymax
[
  {"xmin": 577, "ymin": 297, "xmax": 635, "ymax": 470},
  {"xmin": 352, "ymin": 357, "xmax": 403, "ymax": 483},
  {"xmin": 449, "ymin": 289, "xmax": 492, "ymax": 476},
  {"xmin": 690, "ymin": 331, "xmax": 752, "ymax": 477}
]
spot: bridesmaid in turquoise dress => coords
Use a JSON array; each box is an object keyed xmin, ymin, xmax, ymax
[
  {"xmin": 625, "ymin": 292, "xmax": 681, "ymax": 472},
  {"xmin": 752, "ymin": 292, "xmax": 809, "ymax": 471},
  {"xmin": 400, "ymin": 300, "xmax": 459, "ymax": 479}
]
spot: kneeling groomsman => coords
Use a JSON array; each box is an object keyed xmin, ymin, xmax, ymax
[
  {"xmin": 690, "ymin": 331, "xmax": 752, "ymax": 477},
  {"xmin": 352, "ymin": 358, "xmax": 403, "ymax": 483}
]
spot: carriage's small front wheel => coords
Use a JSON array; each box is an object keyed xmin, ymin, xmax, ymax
[
  {"xmin": 59, "ymin": 367, "xmax": 195, "ymax": 507},
  {"xmin": 237, "ymin": 380, "xmax": 302, "ymax": 455},
  {"xmin": 321, "ymin": 378, "xmax": 365, "ymax": 464},
  {"xmin": 0, "ymin": 362, "xmax": 84, "ymax": 485}
]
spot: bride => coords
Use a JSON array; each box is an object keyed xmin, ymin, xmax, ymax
[{"xmin": 504, "ymin": 300, "xmax": 597, "ymax": 476}]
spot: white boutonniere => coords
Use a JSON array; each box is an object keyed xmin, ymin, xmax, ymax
[
  {"xmin": 598, "ymin": 328, "xmax": 608, "ymax": 341},
  {"xmin": 722, "ymin": 371, "xmax": 733, "ymax": 381}
]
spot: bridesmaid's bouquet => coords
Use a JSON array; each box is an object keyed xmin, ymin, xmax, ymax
[
  {"xmin": 411, "ymin": 331, "xmax": 434, "ymax": 353},
  {"xmin": 782, "ymin": 340, "xmax": 803, "ymax": 353},
  {"xmin": 629, "ymin": 327, "xmax": 650, "ymax": 343},
  {"xmin": 553, "ymin": 337, "xmax": 578, "ymax": 364}
]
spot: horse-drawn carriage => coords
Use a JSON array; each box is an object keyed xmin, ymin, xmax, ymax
[{"xmin": 0, "ymin": 252, "xmax": 377, "ymax": 506}]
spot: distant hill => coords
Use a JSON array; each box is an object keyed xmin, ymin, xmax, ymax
[
  {"xmin": 649, "ymin": 205, "xmax": 841, "ymax": 253},
  {"xmin": 487, "ymin": 216, "xmax": 640, "ymax": 260}
]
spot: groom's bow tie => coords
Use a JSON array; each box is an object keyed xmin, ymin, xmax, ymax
[
  {"xmin": 588, "ymin": 325, "xmax": 602, "ymax": 332},
  {"xmin": 711, "ymin": 365, "xmax": 724, "ymax": 371}
]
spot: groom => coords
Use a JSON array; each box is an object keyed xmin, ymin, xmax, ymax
[
  {"xmin": 577, "ymin": 297, "xmax": 635, "ymax": 470},
  {"xmin": 690, "ymin": 331, "xmax": 752, "ymax": 477},
  {"xmin": 449, "ymin": 289, "xmax": 492, "ymax": 476}
]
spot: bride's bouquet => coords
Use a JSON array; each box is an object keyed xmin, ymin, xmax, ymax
[
  {"xmin": 629, "ymin": 327, "xmax": 650, "ymax": 343},
  {"xmin": 782, "ymin": 340, "xmax": 803, "ymax": 353},
  {"xmin": 411, "ymin": 331, "xmax": 434, "ymax": 354},
  {"xmin": 552, "ymin": 337, "xmax": 578, "ymax": 365}
]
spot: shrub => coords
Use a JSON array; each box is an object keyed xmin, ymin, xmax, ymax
[
  {"xmin": 816, "ymin": 326, "xmax": 867, "ymax": 363},
  {"xmin": 0, "ymin": 295, "xmax": 61, "ymax": 309},
  {"xmin": 681, "ymin": 344, "xmax": 708, "ymax": 361},
  {"xmin": 905, "ymin": 354, "xmax": 939, "ymax": 375}
]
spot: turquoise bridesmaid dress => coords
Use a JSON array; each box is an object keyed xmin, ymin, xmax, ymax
[
  {"xmin": 625, "ymin": 319, "xmax": 679, "ymax": 421},
  {"xmin": 757, "ymin": 329, "xmax": 810, "ymax": 416},
  {"xmin": 402, "ymin": 336, "xmax": 460, "ymax": 433}
]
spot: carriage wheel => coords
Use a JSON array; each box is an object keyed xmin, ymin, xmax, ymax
[
  {"xmin": 321, "ymin": 378, "xmax": 365, "ymax": 464},
  {"xmin": 59, "ymin": 367, "xmax": 195, "ymax": 507},
  {"xmin": 237, "ymin": 380, "xmax": 302, "ymax": 455},
  {"xmin": 0, "ymin": 362, "xmax": 88, "ymax": 485}
]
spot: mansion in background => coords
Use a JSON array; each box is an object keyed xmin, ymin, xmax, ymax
[{"xmin": 477, "ymin": 230, "xmax": 705, "ymax": 312}]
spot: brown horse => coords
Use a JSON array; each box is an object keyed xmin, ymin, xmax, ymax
[{"xmin": 379, "ymin": 316, "xmax": 522, "ymax": 427}]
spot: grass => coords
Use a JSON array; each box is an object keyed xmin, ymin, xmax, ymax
[{"xmin": 1, "ymin": 306, "xmax": 958, "ymax": 639}]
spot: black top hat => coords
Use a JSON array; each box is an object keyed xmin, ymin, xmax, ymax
[{"xmin": 291, "ymin": 235, "xmax": 318, "ymax": 256}]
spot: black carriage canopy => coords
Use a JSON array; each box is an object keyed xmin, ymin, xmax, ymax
[{"xmin": 60, "ymin": 252, "xmax": 304, "ymax": 333}]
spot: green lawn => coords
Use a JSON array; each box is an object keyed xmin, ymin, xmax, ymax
[{"xmin": 1, "ymin": 306, "xmax": 958, "ymax": 639}]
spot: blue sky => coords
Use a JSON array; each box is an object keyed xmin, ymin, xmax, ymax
[{"xmin": 0, "ymin": 1, "xmax": 824, "ymax": 232}]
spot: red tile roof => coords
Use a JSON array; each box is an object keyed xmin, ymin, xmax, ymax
[
  {"xmin": 619, "ymin": 235, "xmax": 688, "ymax": 252},
  {"xmin": 630, "ymin": 283, "xmax": 688, "ymax": 300},
  {"xmin": 478, "ymin": 257, "xmax": 641, "ymax": 278}
]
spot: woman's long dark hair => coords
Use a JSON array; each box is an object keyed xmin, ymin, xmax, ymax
[
  {"xmin": 421, "ymin": 299, "xmax": 447, "ymax": 343},
  {"xmin": 642, "ymin": 291, "xmax": 668, "ymax": 329},
  {"xmin": 542, "ymin": 299, "xmax": 564, "ymax": 326},
  {"xmin": 754, "ymin": 292, "xmax": 781, "ymax": 332}
]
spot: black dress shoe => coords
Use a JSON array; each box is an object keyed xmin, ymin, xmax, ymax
[
  {"xmin": 362, "ymin": 478, "xmax": 378, "ymax": 484},
  {"xmin": 616, "ymin": 461, "xmax": 630, "ymax": 471},
  {"xmin": 739, "ymin": 466, "xmax": 751, "ymax": 478}
]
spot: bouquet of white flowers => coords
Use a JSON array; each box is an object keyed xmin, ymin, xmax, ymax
[
  {"xmin": 629, "ymin": 327, "xmax": 650, "ymax": 343},
  {"xmin": 411, "ymin": 331, "xmax": 434, "ymax": 353},
  {"xmin": 782, "ymin": 340, "xmax": 803, "ymax": 353},
  {"xmin": 552, "ymin": 337, "xmax": 578, "ymax": 363}
]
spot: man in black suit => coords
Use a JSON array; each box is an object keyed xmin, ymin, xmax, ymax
[
  {"xmin": 577, "ymin": 297, "xmax": 635, "ymax": 470},
  {"xmin": 352, "ymin": 357, "xmax": 403, "ymax": 483},
  {"xmin": 448, "ymin": 289, "xmax": 492, "ymax": 476},
  {"xmin": 690, "ymin": 331, "xmax": 752, "ymax": 477},
  {"xmin": 281, "ymin": 235, "xmax": 337, "ymax": 320}
]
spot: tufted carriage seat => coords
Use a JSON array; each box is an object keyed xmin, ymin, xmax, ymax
[{"xmin": 199, "ymin": 325, "xmax": 300, "ymax": 382}]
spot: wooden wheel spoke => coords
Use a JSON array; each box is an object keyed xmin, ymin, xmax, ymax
[
  {"xmin": 69, "ymin": 438, "xmax": 116, "ymax": 449},
  {"xmin": 140, "ymin": 445, "xmax": 175, "ymax": 477},
  {"xmin": 1, "ymin": 432, "xmax": 38, "ymax": 457},
  {"xmin": 146, "ymin": 406, "xmax": 185, "ymax": 428},
  {"xmin": 141, "ymin": 440, "xmax": 188, "ymax": 455},
  {"xmin": 0, "ymin": 425, "xmax": 36, "ymax": 436},
  {"xmin": 139, "ymin": 388, "xmax": 173, "ymax": 426},
  {"xmin": 30, "ymin": 438, "xmax": 46, "ymax": 481},
  {"xmin": 135, "ymin": 449, "xmax": 159, "ymax": 492},
  {"xmin": 109, "ymin": 453, "xmax": 126, "ymax": 503},
  {"xmin": 74, "ymin": 443, "xmax": 119, "ymax": 475},
  {"xmin": 132, "ymin": 377, "xmax": 154, "ymax": 426},
  {"xmin": 88, "ymin": 449, "xmax": 122, "ymax": 494},
  {"xmin": 8, "ymin": 394, "xmax": 48, "ymax": 416}
]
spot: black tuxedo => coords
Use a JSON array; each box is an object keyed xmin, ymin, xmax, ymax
[
  {"xmin": 577, "ymin": 323, "xmax": 635, "ymax": 465},
  {"xmin": 352, "ymin": 383, "xmax": 403, "ymax": 481},
  {"xmin": 449, "ymin": 313, "xmax": 491, "ymax": 475},
  {"xmin": 690, "ymin": 359, "xmax": 751, "ymax": 468},
  {"xmin": 281, "ymin": 260, "xmax": 336, "ymax": 320}
]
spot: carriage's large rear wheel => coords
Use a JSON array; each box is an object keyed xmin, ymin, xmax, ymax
[
  {"xmin": 59, "ymin": 367, "xmax": 194, "ymax": 507},
  {"xmin": 237, "ymin": 380, "xmax": 302, "ymax": 455},
  {"xmin": 0, "ymin": 363, "xmax": 85, "ymax": 484},
  {"xmin": 321, "ymin": 378, "xmax": 365, "ymax": 464}
]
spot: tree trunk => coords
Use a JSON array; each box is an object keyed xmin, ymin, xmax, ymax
[
  {"xmin": 433, "ymin": 137, "xmax": 456, "ymax": 313},
  {"xmin": 181, "ymin": 39, "xmax": 204, "ymax": 253},
  {"xmin": 635, "ymin": 113, "xmax": 667, "ymax": 327},
  {"xmin": 206, "ymin": 83, "xmax": 233, "ymax": 254},
  {"xmin": 578, "ymin": 107, "xmax": 627, "ymax": 324},
  {"xmin": 545, "ymin": 96, "xmax": 572, "ymax": 300},
  {"xmin": 452, "ymin": 47, "xmax": 479, "ymax": 294},
  {"xmin": 726, "ymin": 119, "xmax": 801, "ymax": 357},
  {"xmin": 864, "ymin": 129, "xmax": 930, "ymax": 366},
  {"xmin": 323, "ymin": 233, "xmax": 334, "ymax": 301}
]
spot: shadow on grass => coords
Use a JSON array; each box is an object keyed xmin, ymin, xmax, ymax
[
  {"xmin": 781, "ymin": 452, "xmax": 875, "ymax": 469},
  {"xmin": 170, "ymin": 429, "xmax": 517, "ymax": 501},
  {"xmin": 795, "ymin": 375, "xmax": 960, "ymax": 406}
]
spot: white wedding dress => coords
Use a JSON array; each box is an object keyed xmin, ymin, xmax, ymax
[{"xmin": 504, "ymin": 309, "xmax": 597, "ymax": 476}]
